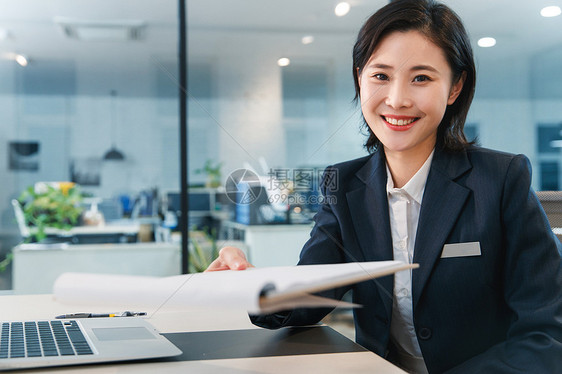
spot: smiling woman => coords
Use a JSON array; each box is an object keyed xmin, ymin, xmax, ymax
[
  {"xmin": 207, "ymin": 1, "xmax": 562, "ymax": 373},
  {"xmin": 352, "ymin": 3, "xmax": 475, "ymax": 159},
  {"xmin": 356, "ymin": 30, "xmax": 466, "ymax": 186}
]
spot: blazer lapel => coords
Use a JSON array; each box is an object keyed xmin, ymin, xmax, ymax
[
  {"xmin": 347, "ymin": 150, "xmax": 394, "ymax": 315},
  {"xmin": 412, "ymin": 149, "xmax": 472, "ymax": 309}
]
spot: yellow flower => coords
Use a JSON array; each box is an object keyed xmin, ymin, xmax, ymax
[{"xmin": 58, "ymin": 182, "xmax": 75, "ymax": 196}]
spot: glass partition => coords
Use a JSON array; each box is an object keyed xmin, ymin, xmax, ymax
[{"xmin": 0, "ymin": 0, "xmax": 180, "ymax": 293}]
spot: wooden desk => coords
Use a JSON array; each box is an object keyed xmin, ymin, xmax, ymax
[{"xmin": 0, "ymin": 294, "xmax": 405, "ymax": 373}]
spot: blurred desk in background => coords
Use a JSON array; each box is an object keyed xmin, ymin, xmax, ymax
[
  {"xmin": 220, "ymin": 221, "xmax": 313, "ymax": 267},
  {"xmin": 42, "ymin": 223, "xmax": 141, "ymax": 244},
  {"xmin": 12, "ymin": 242, "xmax": 180, "ymax": 294}
]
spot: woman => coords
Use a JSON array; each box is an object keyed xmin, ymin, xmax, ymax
[{"xmin": 207, "ymin": 1, "xmax": 562, "ymax": 372}]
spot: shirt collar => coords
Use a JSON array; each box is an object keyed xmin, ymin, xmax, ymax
[{"xmin": 386, "ymin": 150, "xmax": 435, "ymax": 204}]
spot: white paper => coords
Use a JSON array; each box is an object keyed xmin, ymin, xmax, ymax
[{"xmin": 53, "ymin": 261, "xmax": 417, "ymax": 314}]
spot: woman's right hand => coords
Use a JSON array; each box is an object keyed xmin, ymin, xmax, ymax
[{"xmin": 205, "ymin": 246, "xmax": 254, "ymax": 272}]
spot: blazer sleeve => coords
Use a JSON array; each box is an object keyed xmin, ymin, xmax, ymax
[
  {"xmin": 447, "ymin": 154, "xmax": 562, "ymax": 373},
  {"xmin": 251, "ymin": 166, "xmax": 351, "ymax": 329}
]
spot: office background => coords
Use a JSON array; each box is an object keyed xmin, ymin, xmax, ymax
[{"xmin": 0, "ymin": 0, "xmax": 561, "ymax": 292}]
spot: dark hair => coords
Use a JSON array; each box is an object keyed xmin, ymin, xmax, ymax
[{"xmin": 353, "ymin": 0, "xmax": 476, "ymax": 153}]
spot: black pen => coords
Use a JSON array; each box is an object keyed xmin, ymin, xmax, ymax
[{"xmin": 55, "ymin": 311, "xmax": 147, "ymax": 319}]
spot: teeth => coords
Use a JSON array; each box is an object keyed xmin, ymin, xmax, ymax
[{"xmin": 384, "ymin": 116, "xmax": 416, "ymax": 126}]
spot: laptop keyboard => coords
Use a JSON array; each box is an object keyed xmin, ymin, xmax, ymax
[{"xmin": 0, "ymin": 321, "xmax": 93, "ymax": 359}]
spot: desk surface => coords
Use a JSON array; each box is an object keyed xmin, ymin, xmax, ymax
[{"xmin": 0, "ymin": 294, "xmax": 405, "ymax": 373}]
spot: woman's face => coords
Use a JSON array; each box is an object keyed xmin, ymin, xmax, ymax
[{"xmin": 358, "ymin": 30, "xmax": 464, "ymax": 159}]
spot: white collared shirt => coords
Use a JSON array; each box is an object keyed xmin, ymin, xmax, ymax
[{"xmin": 386, "ymin": 151, "xmax": 434, "ymax": 374}]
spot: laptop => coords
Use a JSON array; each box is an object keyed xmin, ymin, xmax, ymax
[{"xmin": 0, "ymin": 317, "xmax": 182, "ymax": 371}]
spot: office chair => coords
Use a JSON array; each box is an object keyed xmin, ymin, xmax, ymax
[{"xmin": 536, "ymin": 191, "xmax": 562, "ymax": 228}]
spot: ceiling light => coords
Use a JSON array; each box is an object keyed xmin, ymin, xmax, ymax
[
  {"xmin": 277, "ymin": 58, "xmax": 291, "ymax": 67},
  {"xmin": 103, "ymin": 90, "xmax": 126, "ymax": 161},
  {"xmin": 15, "ymin": 54, "xmax": 28, "ymax": 67},
  {"xmin": 541, "ymin": 6, "xmax": 562, "ymax": 17},
  {"xmin": 54, "ymin": 17, "xmax": 146, "ymax": 42},
  {"xmin": 477, "ymin": 37, "xmax": 496, "ymax": 48},
  {"xmin": 335, "ymin": 2, "xmax": 351, "ymax": 17},
  {"xmin": 301, "ymin": 35, "xmax": 315, "ymax": 45}
]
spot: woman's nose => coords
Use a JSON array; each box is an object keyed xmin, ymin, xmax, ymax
[{"xmin": 384, "ymin": 82, "xmax": 412, "ymax": 109}]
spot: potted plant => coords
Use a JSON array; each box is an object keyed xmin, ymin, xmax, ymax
[
  {"xmin": 0, "ymin": 252, "xmax": 12, "ymax": 273},
  {"xmin": 17, "ymin": 182, "xmax": 84, "ymax": 242},
  {"xmin": 188, "ymin": 227, "xmax": 219, "ymax": 273},
  {"xmin": 195, "ymin": 160, "xmax": 223, "ymax": 188}
]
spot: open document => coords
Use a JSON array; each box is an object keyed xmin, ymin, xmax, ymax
[{"xmin": 53, "ymin": 261, "xmax": 418, "ymax": 314}]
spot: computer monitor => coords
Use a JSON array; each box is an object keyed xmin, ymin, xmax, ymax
[{"xmin": 167, "ymin": 190, "xmax": 214, "ymax": 213}]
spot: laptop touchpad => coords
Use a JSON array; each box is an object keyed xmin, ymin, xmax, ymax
[{"xmin": 92, "ymin": 327, "xmax": 156, "ymax": 341}]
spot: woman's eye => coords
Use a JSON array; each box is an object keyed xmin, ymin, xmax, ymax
[
  {"xmin": 373, "ymin": 73, "xmax": 389, "ymax": 81},
  {"xmin": 413, "ymin": 75, "xmax": 431, "ymax": 82}
]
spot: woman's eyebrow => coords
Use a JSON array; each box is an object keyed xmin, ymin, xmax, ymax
[
  {"xmin": 411, "ymin": 65, "xmax": 439, "ymax": 73},
  {"xmin": 366, "ymin": 63, "xmax": 439, "ymax": 74},
  {"xmin": 366, "ymin": 63, "xmax": 393, "ymax": 70}
]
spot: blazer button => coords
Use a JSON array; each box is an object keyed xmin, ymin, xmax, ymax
[{"xmin": 418, "ymin": 327, "xmax": 432, "ymax": 340}]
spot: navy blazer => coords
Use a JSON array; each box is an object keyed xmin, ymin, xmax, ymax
[{"xmin": 252, "ymin": 146, "xmax": 562, "ymax": 373}]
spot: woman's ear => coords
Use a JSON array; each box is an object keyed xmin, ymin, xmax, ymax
[
  {"xmin": 447, "ymin": 71, "xmax": 466, "ymax": 105},
  {"xmin": 356, "ymin": 67, "xmax": 362, "ymax": 89}
]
